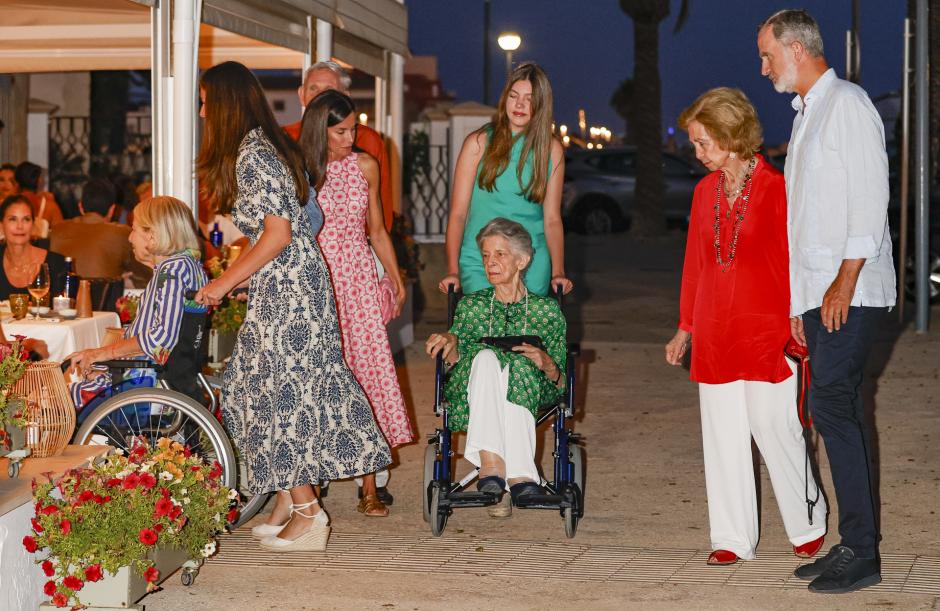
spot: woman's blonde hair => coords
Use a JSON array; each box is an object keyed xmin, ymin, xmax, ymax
[
  {"xmin": 134, "ymin": 196, "xmax": 201, "ymax": 256},
  {"xmin": 477, "ymin": 62, "xmax": 555, "ymax": 204},
  {"xmin": 678, "ymin": 87, "xmax": 763, "ymax": 159}
]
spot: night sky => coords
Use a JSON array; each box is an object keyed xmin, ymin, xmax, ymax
[{"xmin": 406, "ymin": 1, "xmax": 907, "ymax": 146}]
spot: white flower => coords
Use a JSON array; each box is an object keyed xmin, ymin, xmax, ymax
[
  {"xmin": 227, "ymin": 489, "xmax": 238, "ymax": 500},
  {"xmin": 183, "ymin": 497, "xmax": 191, "ymax": 505},
  {"xmin": 213, "ymin": 513, "xmax": 221, "ymax": 522},
  {"xmin": 171, "ymin": 497, "xmax": 182, "ymax": 507},
  {"xmin": 114, "ymin": 449, "xmax": 125, "ymax": 456},
  {"xmin": 180, "ymin": 488, "xmax": 188, "ymax": 495},
  {"xmin": 140, "ymin": 461, "xmax": 155, "ymax": 473},
  {"xmin": 159, "ymin": 471, "xmax": 174, "ymax": 481},
  {"xmin": 116, "ymin": 470, "xmax": 130, "ymax": 479},
  {"xmin": 201, "ymin": 541, "xmax": 217, "ymax": 557}
]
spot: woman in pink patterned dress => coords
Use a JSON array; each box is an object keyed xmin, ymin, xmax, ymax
[{"xmin": 299, "ymin": 90, "xmax": 413, "ymax": 517}]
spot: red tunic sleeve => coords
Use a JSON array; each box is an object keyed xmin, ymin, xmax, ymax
[{"xmin": 679, "ymin": 180, "xmax": 708, "ymax": 333}]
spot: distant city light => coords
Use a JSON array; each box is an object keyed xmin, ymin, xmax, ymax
[
  {"xmin": 587, "ymin": 143, "xmax": 594, "ymax": 149},
  {"xmin": 559, "ymin": 124, "xmax": 568, "ymax": 136}
]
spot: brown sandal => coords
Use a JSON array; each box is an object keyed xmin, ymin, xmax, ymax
[{"xmin": 357, "ymin": 493, "xmax": 389, "ymax": 517}]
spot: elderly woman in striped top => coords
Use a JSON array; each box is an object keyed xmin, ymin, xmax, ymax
[{"xmin": 68, "ymin": 196, "xmax": 208, "ymax": 407}]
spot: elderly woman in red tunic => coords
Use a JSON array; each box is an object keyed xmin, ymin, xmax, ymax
[{"xmin": 665, "ymin": 88, "xmax": 826, "ymax": 566}]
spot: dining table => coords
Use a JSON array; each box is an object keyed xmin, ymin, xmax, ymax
[{"xmin": 1, "ymin": 311, "xmax": 121, "ymax": 362}]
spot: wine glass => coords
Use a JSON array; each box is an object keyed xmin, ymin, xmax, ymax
[{"xmin": 29, "ymin": 263, "xmax": 51, "ymax": 309}]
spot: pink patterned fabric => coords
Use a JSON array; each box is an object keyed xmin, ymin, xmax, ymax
[{"xmin": 317, "ymin": 153, "xmax": 414, "ymax": 447}]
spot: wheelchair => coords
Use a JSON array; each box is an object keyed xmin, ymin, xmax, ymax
[
  {"xmin": 422, "ymin": 287, "xmax": 585, "ymax": 538},
  {"xmin": 69, "ymin": 300, "xmax": 267, "ymax": 584}
]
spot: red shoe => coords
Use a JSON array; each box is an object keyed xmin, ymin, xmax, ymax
[
  {"xmin": 707, "ymin": 549, "xmax": 739, "ymax": 565},
  {"xmin": 793, "ymin": 535, "xmax": 825, "ymax": 558}
]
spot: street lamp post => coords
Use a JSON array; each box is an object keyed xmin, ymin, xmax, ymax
[{"xmin": 497, "ymin": 32, "xmax": 521, "ymax": 77}]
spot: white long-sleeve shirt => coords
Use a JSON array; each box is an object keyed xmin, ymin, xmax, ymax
[{"xmin": 784, "ymin": 69, "xmax": 896, "ymax": 317}]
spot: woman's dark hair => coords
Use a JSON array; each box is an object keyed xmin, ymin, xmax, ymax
[
  {"xmin": 298, "ymin": 89, "xmax": 356, "ymax": 191},
  {"xmin": 14, "ymin": 161, "xmax": 42, "ymax": 192},
  {"xmin": 0, "ymin": 194, "xmax": 34, "ymax": 219},
  {"xmin": 108, "ymin": 173, "xmax": 140, "ymax": 212},
  {"xmin": 197, "ymin": 61, "xmax": 308, "ymax": 213}
]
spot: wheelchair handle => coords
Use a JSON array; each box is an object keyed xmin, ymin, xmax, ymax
[
  {"xmin": 552, "ymin": 283, "xmax": 564, "ymax": 307},
  {"xmin": 446, "ymin": 284, "xmax": 458, "ymax": 328}
]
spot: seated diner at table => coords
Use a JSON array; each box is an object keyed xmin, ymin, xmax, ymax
[
  {"xmin": 0, "ymin": 321, "xmax": 48, "ymax": 360},
  {"xmin": 425, "ymin": 218, "xmax": 567, "ymax": 516},
  {"xmin": 66, "ymin": 196, "xmax": 208, "ymax": 409},
  {"xmin": 0, "ymin": 195, "xmax": 65, "ymax": 301}
]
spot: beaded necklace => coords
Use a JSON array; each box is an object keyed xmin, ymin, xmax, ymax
[
  {"xmin": 487, "ymin": 286, "xmax": 529, "ymax": 336},
  {"xmin": 713, "ymin": 157, "xmax": 757, "ymax": 272}
]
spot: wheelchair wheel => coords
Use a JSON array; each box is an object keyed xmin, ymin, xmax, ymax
[
  {"xmin": 563, "ymin": 505, "xmax": 579, "ymax": 538},
  {"xmin": 429, "ymin": 483, "xmax": 447, "ymax": 537},
  {"xmin": 571, "ymin": 443, "xmax": 585, "ymax": 517},
  {"xmin": 74, "ymin": 388, "xmax": 236, "ymax": 490},
  {"xmin": 422, "ymin": 443, "xmax": 435, "ymax": 523}
]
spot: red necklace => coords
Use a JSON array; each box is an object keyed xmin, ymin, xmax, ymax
[{"xmin": 713, "ymin": 157, "xmax": 757, "ymax": 272}]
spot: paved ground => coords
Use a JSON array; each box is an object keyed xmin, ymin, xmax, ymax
[{"xmin": 146, "ymin": 233, "xmax": 940, "ymax": 610}]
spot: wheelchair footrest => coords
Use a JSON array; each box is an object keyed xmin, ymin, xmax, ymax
[
  {"xmin": 513, "ymin": 493, "xmax": 569, "ymax": 510},
  {"xmin": 440, "ymin": 490, "xmax": 500, "ymax": 508}
]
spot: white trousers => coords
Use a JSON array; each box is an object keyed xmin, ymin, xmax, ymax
[
  {"xmin": 699, "ymin": 361, "xmax": 827, "ymax": 559},
  {"xmin": 464, "ymin": 350, "xmax": 539, "ymax": 486}
]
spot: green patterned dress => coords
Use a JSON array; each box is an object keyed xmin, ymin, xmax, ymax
[{"xmin": 443, "ymin": 288, "xmax": 567, "ymax": 431}]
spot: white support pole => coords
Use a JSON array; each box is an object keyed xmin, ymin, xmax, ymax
[
  {"xmin": 151, "ymin": 1, "xmax": 171, "ymax": 196},
  {"xmin": 172, "ymin": 0, "xmax": 197, "ymax": 215},
  {"xmin": 389, "ymin": 52, "xmax": 404, "ymax": 213},
  {"xmin": 315, "ymin": 18, "xmax": 332, "ymax": 62},
  {"xmin": 374, "ymin": 73, "xmax": 387, "ymax": 134},
  {"xmin": 303, "ymin": 15, "xmax": 313, "ymax": 74}
]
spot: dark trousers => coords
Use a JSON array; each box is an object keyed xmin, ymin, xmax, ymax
[{"xmin": 802, "ymin": 306, "xmax": 884, "ymax": 558}]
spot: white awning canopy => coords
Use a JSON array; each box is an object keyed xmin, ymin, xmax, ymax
[{"xmin": 0, "ymin": 0, "xmax": 407, "ymax": 76}]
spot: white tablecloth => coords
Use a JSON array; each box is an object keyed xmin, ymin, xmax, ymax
[{"xmin": 2, "ymin": 311, "xmax": 121, "ymax": 362}]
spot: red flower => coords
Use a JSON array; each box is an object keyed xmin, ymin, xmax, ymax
[
  {"xmin": 78, "ymin": 490, "xmax": 94, "ymax": 504},
  {"xmin": 31, "ymin": 518, "xmax": 44, "ymax": 533},
  {"xmin": 51, "ymin": 592, "xmax": 67, "ymax": 607},
  {"xmin": 93, "ymin": 494, "xmax": 104, "ymax": 504},
  {"xmin": 42, "ymin": 560, "xmax": 55, "ymax": 576},
  {"xmin": 190, "ymin": 466, "xmax": 201, "ymax": 473},
  {"xmin": 106, "ymin": 478, "xmax": 122, "ymax": 488},
  {"xmin": 154, "ymin": 497, "xmax": 174, "ymax": 518},
  {"xmin": 159, "ymin": 487, "xmax": 171, "ymax": 499},
  {"xmin": 168, "ymin": 505, "xmax": 182, "ymax": 521},
  {"xmin": 62, "ymin": 575, "xmax": 83, "ymax": 591},
  {"xmin": 59, "ymin": 519, "xmax": 71, "ymax": 536},
  {"xmin": 139, "ymin": 472, "xmax": 157, "ymax": 490},
  {"xmin": 103, "ymin": 495, "xmax": 112, "ymax": 503},
  {"xmin": 143, "ymin": 566, "xmax": 160, "ymax": 583},
  {"xmin": 130, "ymin": 445, "xmax": 147, "ymax": 460},
  {"xmin": 122, "ymin": 473, "xmax": 141, "ymax": 489},
  {"xmin": 154, "ymin": 523, "xmax": 164, "ymax": 533},
  {"xmin": 182, "ymin": 446, "xmax": 192, "ymax": 458},
  {"xmin": 84, "ymin": 564, "xmax": 103, "ymax": 583},
  {"xmin": 22, "ymin": 535, "xmax": 38, "ymax": 553},
  {"xmin": 208, "ymin": 461, "xmax": 223, "ymax": 480},
  {"xmin": 139, "ymin": 528, "xmax": 158, "ymax": 546},
  {"xmin": 226, "ymin": 508, "xmax": 239, "ymax": 523},
  {"xmin": 40, "ymin": 505, "xmax": 59, "ymax": 516},
  {"xmin": 43, "ymin": 580, "xmax": 57, "ymax": 596}
]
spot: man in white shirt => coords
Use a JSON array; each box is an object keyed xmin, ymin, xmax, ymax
[{"xmin": 758, "ymin": 9, "xmax": 895, "ymax": 594}]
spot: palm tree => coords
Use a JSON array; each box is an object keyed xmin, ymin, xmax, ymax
[{"xmin": 619, "ymin": 0, "xmax": 689, "ymax": 236}]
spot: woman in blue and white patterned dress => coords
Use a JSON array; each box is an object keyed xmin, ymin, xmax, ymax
[{"xmin": 196, "ymin": 61, "xmax": 390, "ymax": 552}]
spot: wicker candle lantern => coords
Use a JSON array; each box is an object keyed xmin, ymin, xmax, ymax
[{"xmin": 13, "ymin": 362, "xmax": 76, "ymax": 458}]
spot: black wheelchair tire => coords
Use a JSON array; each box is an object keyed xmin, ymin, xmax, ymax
[
  {"xmin": 570, "ymin": 443, "xmax": 585, "ymax": 517},
  {"xmin": 422, "ymin": 443, "xmax": 435, "ymax": 523},
  {"xmin": 429, "ymin": 484, "xmax": 447, "ymax": 537},
  {"xmin": 563, "ymin": 505, "xmax": 579, "ymax": 538}
]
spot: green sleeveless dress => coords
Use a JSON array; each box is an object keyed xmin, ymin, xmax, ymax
[{"xmin": 458, "ymin": 132, "xmax": 551, "ymax": 296}]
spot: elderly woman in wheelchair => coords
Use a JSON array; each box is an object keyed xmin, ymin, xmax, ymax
[
  {"xmin": 426, "ymin": 218, "xmax": 567, "ymax": 516},
  {"xmin": 67, "ymin": 196, "xmax": 208, "ymax": 408}
]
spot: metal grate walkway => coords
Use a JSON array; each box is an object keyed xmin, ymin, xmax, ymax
[{"xmin": 209, "ymin": 530, "xmax": 940, "ymax": 596}]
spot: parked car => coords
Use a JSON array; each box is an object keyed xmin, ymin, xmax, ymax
[{"xmin": 561, "ymin": 147, "xmax": 706, "ymax": 234}]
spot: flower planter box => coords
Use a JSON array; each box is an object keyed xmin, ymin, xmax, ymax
[{"xmin": 39, "ymin": 548, "xmax": 193, "ymax": 611}]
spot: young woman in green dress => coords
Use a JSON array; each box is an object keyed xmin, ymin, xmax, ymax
[{"xmin": 439, "ymin": 63, "xmax": 572, "ymax": 297}]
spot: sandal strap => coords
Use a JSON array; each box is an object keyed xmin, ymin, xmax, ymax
[{"xmin": 290, "ymin": 500, "xmax": 319, "ymax": 518}]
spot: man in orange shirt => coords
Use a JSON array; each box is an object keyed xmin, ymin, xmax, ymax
[{"xmin": 283, "ymin": 61, "xmax": 394, "ymax": 231}]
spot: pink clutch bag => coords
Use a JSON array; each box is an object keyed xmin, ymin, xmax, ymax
[{"xmin": 378, "ymin": 274, "xmax": 396, "ymax": 324}]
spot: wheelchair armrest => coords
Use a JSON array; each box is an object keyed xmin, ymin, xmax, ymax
[{"xmin": 95, "ymin": 358, "xmax": 162, "ymax": 372}]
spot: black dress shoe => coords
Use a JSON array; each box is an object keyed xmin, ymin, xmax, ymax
[
  {"xmin": 358, "ymin": 486, "xmax": 394, "ymax": 506},
  {"xmin": 807, "ymin": 545, "xmax": 881, "ymax": 594},
  {"xmin": 795, "ymin": 545, "xmax": 842, "ymax": 580}
]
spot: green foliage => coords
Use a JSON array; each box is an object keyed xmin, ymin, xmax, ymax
[
  {"xmin": 211, "ymin": 298, "xmax": 247, "ymax": 335},
  {"xmin": 0, "ymin": 339, "xmax": 28, "ymax": 437},
  {"xmin": 26, "ymin": 438, "xmax": 235, "ymax": 608}
]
